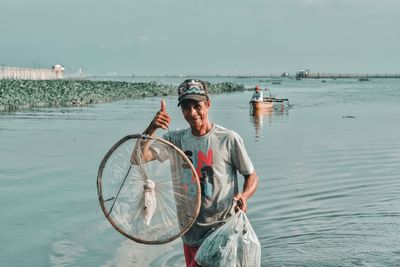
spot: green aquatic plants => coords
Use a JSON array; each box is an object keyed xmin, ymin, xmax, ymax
[
  {"xmin": 0, "ymin": 79, "xmax": 245, "ymax": 112},
  {"xmin": 0, "ymin": 80, "xmax": 173, "ymax": 111}
]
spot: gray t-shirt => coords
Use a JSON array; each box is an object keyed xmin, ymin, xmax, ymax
[{"xmin": 154, "ymin": 124, "xmax": 254, "ymax": 246}]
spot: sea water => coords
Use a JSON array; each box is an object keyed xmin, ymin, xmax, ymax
[{"xmin": 0, "ymin": 78, "xmax": 399, "ymax": 266}]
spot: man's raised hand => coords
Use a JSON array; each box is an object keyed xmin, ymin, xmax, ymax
[{"xmin": 143, "ymin": 99, "xmax": 171, "ymax": 135}]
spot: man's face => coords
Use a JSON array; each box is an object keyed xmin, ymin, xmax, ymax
[{"xmin": 180, "ymin": 100, "xmax": 210, "ymax": 130}]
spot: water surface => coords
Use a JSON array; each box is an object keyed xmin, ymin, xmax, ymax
[{"xmin": 1, "ymin": 78, "xmax": 399, "ymax": 266}]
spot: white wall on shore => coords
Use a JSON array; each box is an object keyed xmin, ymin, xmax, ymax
[{"xmin": 0, "ymin": 67, "xmax": 62, "ymax": 80}]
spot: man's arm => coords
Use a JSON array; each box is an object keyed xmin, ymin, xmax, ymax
[
  {"xmin": 130, "ymin": 100, "xmax": 171, "ymax": 164},
  {"xmin": 234, "ymin": 170, "xmax": 259, "ymax": 212}
]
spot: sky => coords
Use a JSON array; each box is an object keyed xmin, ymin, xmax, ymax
[{"xmin": 1, "ymin": 0, "xmax": 399, "ymax": 76}]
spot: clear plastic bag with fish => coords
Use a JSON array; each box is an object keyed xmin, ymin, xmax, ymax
[{"xmin": 195, "ymin": 210, "xmax": 261, "ymax": 267}]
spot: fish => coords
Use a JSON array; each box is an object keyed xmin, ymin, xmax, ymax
[{"xmin": 143, "ymin": 179, "xmax": 156, "ymax": 226}]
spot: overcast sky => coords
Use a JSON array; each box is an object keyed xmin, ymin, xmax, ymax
[{"xmin": 1, "ymin": 0, "xmax": 399, "ymax": 76}]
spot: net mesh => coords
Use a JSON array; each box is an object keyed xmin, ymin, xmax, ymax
[{"xmin": 97, "ymin": 135, "xmax": 200, "ymax": 244}]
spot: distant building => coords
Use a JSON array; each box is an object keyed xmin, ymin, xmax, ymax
[
  {"xmin": 295, "ymin": 68, "xmax": 310, "ymax": 79},
  {"xmin": 281, "ymin": 72, "xmax": 290, "ymax": 77},
  {"xmin": 52, "ymin": 64, "xmax": 65, "ymax": 79},
  {"xmin": 0, "ymin": 64, "xmax": 64, "ymax": 80}
]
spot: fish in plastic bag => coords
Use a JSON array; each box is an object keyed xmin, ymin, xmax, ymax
[{"xmin": 195, "ymin": 210, "xmax": 261, "ymax": 267}]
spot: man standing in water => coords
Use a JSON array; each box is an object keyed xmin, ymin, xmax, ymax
[{"xmin": 141, "ymin": 79, "xmax": 259, "ymax": 267}]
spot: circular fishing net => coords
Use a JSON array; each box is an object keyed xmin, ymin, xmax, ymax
[{"xmin": 97, "ymin": 134, "xmax": 201, "ymax": 244}]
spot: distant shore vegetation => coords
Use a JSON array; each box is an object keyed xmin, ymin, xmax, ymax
[{"xmin": 0, "ymin": 79, "xmax": 246, "ymax": 112}]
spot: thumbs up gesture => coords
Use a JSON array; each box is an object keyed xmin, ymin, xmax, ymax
[
  {"xmin": 160, "ymin": 99, "xmax": 166, "ymax": 112},
  {"xmin": 143, "ymin": 99, "xmax": 171, "ymax": 135}
]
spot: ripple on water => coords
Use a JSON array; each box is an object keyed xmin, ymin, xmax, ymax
[
  {"xmin": 3, "ymin": 78, "xmax": 400, "ymax": 266},
  {"xmin": 49, "ymin": 240, "xmax": 87, "ymax": 267},
  {"xmin": 251, "ymin": 133, "xmax": 400, "ymax": 265}
]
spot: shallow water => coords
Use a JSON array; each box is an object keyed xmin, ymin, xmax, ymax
[{"xmin": 1, "ymin": 78, "xmax": 400, "ymax": 266}]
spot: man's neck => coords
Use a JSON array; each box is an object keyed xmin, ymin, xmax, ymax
[{"xmin": 191, "ymin": 121, "xmax": 213, "ymax": 137}]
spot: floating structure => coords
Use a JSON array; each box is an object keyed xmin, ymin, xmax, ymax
[
  {"xmin": 295, "ymin": 69, "xmax": 400, "ymax": 79},
  {"xmin": 0, "ymin": 64, "xmax": 64, "ymax": 80}
]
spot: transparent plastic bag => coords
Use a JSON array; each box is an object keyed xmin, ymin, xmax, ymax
[{"xmin": 195, "ymin": 210, "xmax": 261, "ymax": 267}]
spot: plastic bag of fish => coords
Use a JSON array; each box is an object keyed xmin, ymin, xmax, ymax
[{"xmin": 195, "ymin": 210, "xmax": 261, "ymax": 267}]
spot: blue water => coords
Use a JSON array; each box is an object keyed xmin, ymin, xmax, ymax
[{"xmin": 1, "ymin": 78, "xmax": 400, "ymax": 266}]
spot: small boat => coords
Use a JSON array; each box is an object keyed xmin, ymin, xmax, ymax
[
  {"xmin": 250, "ymin": 88, "xmax": 290, "ymax": 112},
  {"xmin": 250, "ymin": 96, "xmax": 289, "ymax": 109},
  {"xmin": 250, "ymin": 100, "xmax": 273, "ymax": 110}
]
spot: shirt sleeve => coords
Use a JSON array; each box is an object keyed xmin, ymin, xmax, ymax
[
  {"xmin": 230, "ymin": 132, "xmax": 254, "ymax": 176},
  {"xmin": 148, "ymin": 132, "xmax": 172, "ymax": 162}
]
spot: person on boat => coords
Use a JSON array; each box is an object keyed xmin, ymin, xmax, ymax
[
  {"xmin": 138, "ymin": 79, "xmax": 259, "ymax": 267},
  {"xmin": 251, "ymin": 84, "xmax": 263, "ymax": 102}
]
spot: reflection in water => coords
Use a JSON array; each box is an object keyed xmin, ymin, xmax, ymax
[
  {"xmin": 250, "ymin": 103, "xmax": 290, "ymax": 139},
  {"xmin": 250, "ymin": 107, "xmax": 273, "ymax": 139}
]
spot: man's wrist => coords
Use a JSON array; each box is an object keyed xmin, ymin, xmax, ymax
[{"xmin": 143, "ymin": 123, "xmax": 156, "ymax": 135}]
